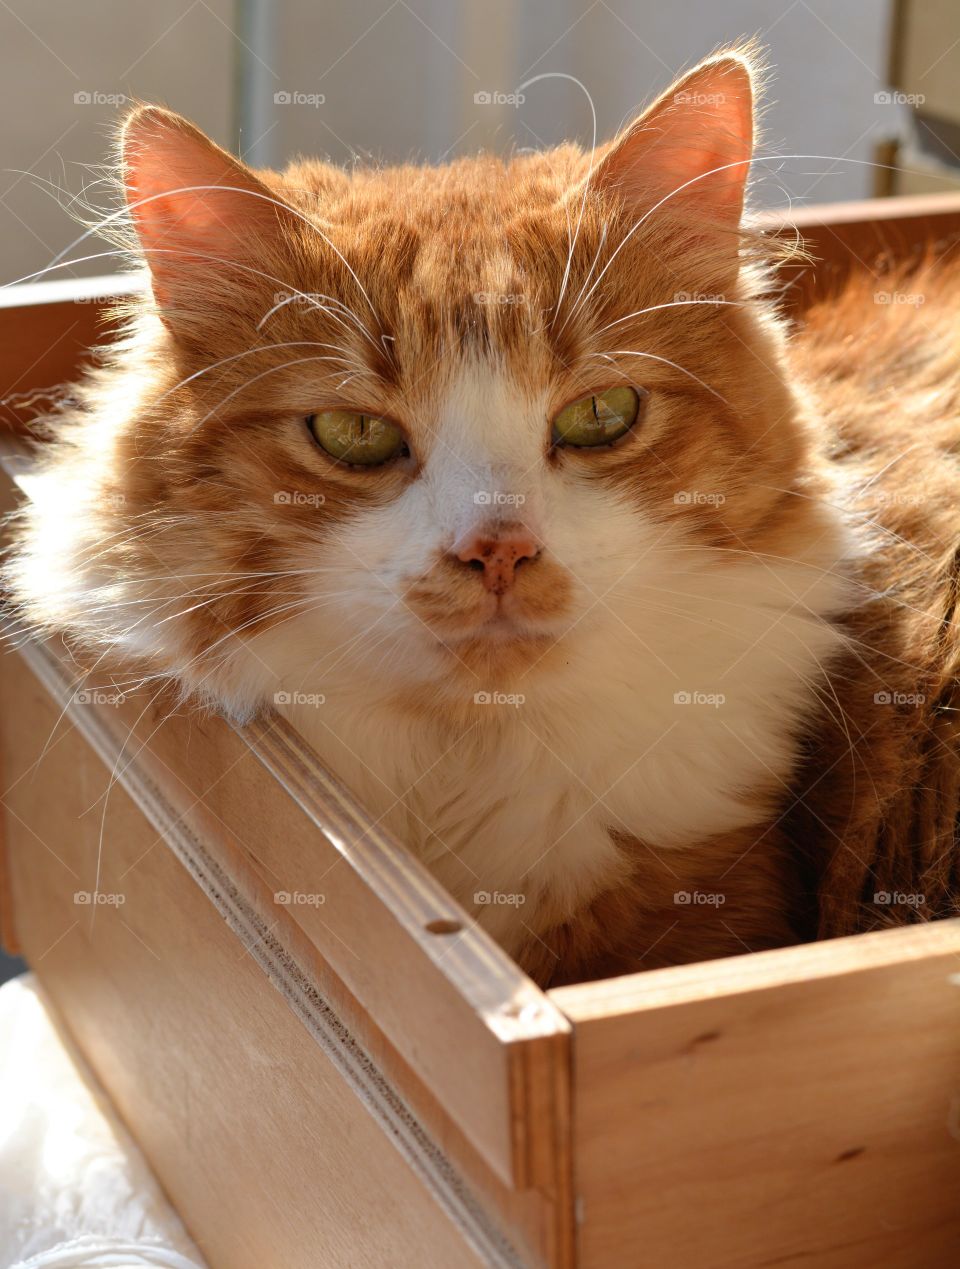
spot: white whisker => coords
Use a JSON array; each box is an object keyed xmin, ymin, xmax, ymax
[{"xmin": 588, "ymin": 349, "xmax": 728, "ymax": 402}]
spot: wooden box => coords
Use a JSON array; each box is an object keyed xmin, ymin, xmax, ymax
[{"xmin": 2, "ymin": 195, "xmax": 960, "ymax": 1269}]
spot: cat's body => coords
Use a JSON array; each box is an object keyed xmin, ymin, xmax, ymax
[{"xmin": 6, "ymin": 48, "xmax": 959, "ymax": 984}]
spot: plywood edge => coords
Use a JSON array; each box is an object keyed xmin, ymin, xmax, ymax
[
  {"xmin": 0, "ymin": 270, "xmax": 147, "ymax": 309},
  {"xmin": 241, "ymin": 712, "xmax": 573, "ymax": 1201},
  {"xmin": 241, "ymin": 712, "xmax": 574, "ymax": 1203},
  {"xmin": 507, "ymin": 1014, "xmax": 574, "ymax": 1260},
  {"xmin": 549, "ymin": 918, "xmax": 960, "ymax": 1023}
]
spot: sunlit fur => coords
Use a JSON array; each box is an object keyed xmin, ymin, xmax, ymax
[{"xmin": 7, "ymin": 48, "xmax": 957, "ymax": 985}]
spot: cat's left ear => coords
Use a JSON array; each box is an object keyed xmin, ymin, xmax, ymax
[
  {"xmin": 589, "ymin": 51, "xmax": 755, "ymax": 222},
  {"xmin": 121, "ymin": 105, "xmax": 294, "ymax": 315}
]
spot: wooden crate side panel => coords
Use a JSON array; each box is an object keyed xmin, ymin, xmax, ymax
[
  {"xmin": 0, "ymin": 277, "xmax": 139, "ymax": 432},
  {"xmin": 553, "ymin": 927, "xmax": 960, "ymax": 1269},
  {"xmin": 755, "ymin": 192, "xmax": 960, "ymax": 311},
  {"xmin": 0, "ymin": 652, "xmax": 548, "ymax": 1268}
]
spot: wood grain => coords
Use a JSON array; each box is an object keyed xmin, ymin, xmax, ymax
[{"xmin": 552, "ymin": 923, "xmax": 960, "ymax": 1268}]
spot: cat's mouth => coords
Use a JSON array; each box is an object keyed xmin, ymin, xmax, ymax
[
  {"xmin": 430, "ymin": 607, "xmax": 560, "ymax": 680},
  {"xmin": 401, "ymin": 550, "xmax": 575, "ymax": 659},
  {"xmin": 454, "ymin": 607, "xmax": 552, "ymax": 642},
  {"xmin": 422, "ymin": 594, "xmax": 562, "ymax": 655}
]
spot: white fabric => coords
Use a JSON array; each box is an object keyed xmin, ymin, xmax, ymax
[{"xmin": 0, "ymin": 975, "xmax": 207, "ymax": 1269}]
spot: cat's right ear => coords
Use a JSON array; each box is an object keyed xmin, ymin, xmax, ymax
[
  {"xmin": 584, "ymin": 51, "xmax": 756, "ymax": 225},
  {"xmin": 121, "ymin": 106, "xmax": 291, "ymax": 318}
]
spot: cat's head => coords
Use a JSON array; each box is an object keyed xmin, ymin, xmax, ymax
[{"xmin": 11, "ymin": 47, "xmax": 836, "ymax": 723}]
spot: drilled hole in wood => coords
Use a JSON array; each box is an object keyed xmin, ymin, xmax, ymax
[{"xmin": 425, "ymin": 918, "xmax": 462, "ymax": 935}]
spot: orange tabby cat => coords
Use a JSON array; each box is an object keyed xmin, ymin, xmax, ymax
[{"xmin": 6, "ymin": 46, "xmax": 959, "ymax": 985}]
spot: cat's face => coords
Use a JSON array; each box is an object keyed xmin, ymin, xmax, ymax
[{"xmin": 38, "ymin": 50, "xmax": 819, "ymax": 717}]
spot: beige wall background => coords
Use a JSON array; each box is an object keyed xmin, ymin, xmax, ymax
[{"xmin": 0, "ymin": 0, "xmax": 900, "ymax": 285}]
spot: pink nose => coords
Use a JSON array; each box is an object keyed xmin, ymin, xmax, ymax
[{"xmin": 454, "ymin": 524, "xmax": 541, "ymax": 595}]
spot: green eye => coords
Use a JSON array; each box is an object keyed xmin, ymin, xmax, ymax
[
  {"xmin": 552, "ymin": 386, "xmax": 642, "ymax": 448},
  {"xmin": 308, "ymin": 410, "xmax": 408, "ymax": 466}
]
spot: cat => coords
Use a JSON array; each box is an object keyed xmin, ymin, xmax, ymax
[{"xmin": 6, "ymin": 45, "xmax": 960, "ymax": 986}]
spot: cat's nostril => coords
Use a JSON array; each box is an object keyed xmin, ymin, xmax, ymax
[{"xmin": 453, "ymin": 524, "xmax": 541, "ymax": 594}]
